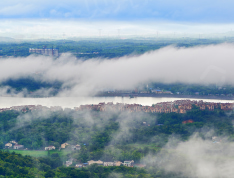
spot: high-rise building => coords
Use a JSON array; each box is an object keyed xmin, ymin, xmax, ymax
[{"xmin": 29, "ymin": 48, "xmax": 59, "ymax": 57}]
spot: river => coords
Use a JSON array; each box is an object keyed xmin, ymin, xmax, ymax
[{"xmin": 0, "ymin": 96, "xmax": 233, "ymax": 109}]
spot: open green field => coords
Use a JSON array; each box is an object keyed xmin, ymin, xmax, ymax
[
  {"xmin": 126, "ymin": 143, "xmax": 160, "ymax": 150},
  {"xmin": 1, "ymin": 149, "xmax": 72, "ymax": 157}
]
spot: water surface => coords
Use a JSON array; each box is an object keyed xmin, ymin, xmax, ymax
[{"xmin": 0, "ymin": 96, "xmax": 233, "ymax": 109}]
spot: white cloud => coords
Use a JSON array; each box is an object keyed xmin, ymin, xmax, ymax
[{"xmin": 1, "ymin": 44, "xmax": 234, "ymax": 96}]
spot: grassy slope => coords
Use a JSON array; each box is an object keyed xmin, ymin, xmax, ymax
[{"xmin": 2, "ymin": 149, "xmax": 72, "ymax": 157}]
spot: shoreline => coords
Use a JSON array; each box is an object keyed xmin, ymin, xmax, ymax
[{"xmin": 0, "ymin": 94, "xmax": 234, "ymax": 101}]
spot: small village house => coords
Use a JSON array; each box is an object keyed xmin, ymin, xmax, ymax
[{"xmin": 61, "ymin": 143, "xmax": 69, "ymax": 149}]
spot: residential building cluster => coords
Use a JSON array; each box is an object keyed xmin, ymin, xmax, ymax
[
  {"xmin": 151, "ymin": 89, "xmax": 173, "ymax": 94},
  {"xmin": 70, "ymin": 160, "xmax": 135, "ymax": 168},
  {"xmin": 0, "ymin": 100, "xmax": 233, "ymax": 115},
  {"xmin": 5, "ymin": 140, "xmax": 136, "ymax": 166},
  {"xmin": 74, "ymin": 100, "xmax": 234, "ymax": 114},
  {"xmin": 5, "ymin": 141, "xmax": 24, "ymax": 150},
  {"xmin": 4, "ymin": 141, "xmax": 81, "ymax": 152}
]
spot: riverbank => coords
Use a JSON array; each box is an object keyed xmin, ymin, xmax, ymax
[{"xmin": 96, "ymin": 93, "xmax": 234, "ymax": 100}]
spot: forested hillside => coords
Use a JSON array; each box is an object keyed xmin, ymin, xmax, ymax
[
  {"xmin": 0, "ymin": 106, "xmax": 233, "ymax": 160},
  {"xmin": 0, "ymin": 106, "xmax": 233, "ymax": 177},
  {"xmin": 0, "ymin": 38, "xmax": 228, "ymax": 58},
  {"xmin": 0, "ymin": 150, "xmax": 184, "ymax": 178}
]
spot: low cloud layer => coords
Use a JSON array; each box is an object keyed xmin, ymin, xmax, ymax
[
  {"xmin": 1, "ymin": 20, "xmax": 234, "ymax": 39},
  {"xmin": 1, "ymin": 44, "xmax": 234, "ymax": 96},
  {"xmin": 142, "ymin": 133, "xmax": 234, "ymax": 178}
]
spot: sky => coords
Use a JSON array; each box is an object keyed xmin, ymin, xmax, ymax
[
  {"xmin": 1, "ymin": 0, "xmax": 234, "ymax": 38},
  {"xmin": 0, "ymin": 0, "xmax": 233, "ymax": 23}
]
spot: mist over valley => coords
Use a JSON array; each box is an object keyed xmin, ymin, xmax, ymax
[{"xmin": 1, "ymin": 1, "xmax": 234, "ymax": 177}]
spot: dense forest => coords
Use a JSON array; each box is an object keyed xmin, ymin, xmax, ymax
[
  {"xmin": 149, "ymin": 82, "xmax": 234, "ymax": 96},
  {"xmin": 0, "ymin": 77, "xmax": 62, "ymax": 96},
  {"xmin": 0, "ymin": 38, "xmax": 230, "ymax": 59}
]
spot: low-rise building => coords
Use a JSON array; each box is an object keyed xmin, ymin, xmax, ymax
[
  {"xmin": 179, "ymin": 108, "xmax": 186, "ymax": 113},
  {"xmin": 10, "ymin": 140, "xmax": 18, "ymax": 144},
  {"xmin": 182, "ymin": 119, "xmax": 194, "ymax": 124},
  {"xmin": 163, "ymin": 91, "xmax": 173, "ymax": 94},
  {"xmin": 45, "ymin": 146, "xmax": 56, "ymax": 150},
  {"xmin": 103, "ymin": 162, "xmax": 114, "ymax": 166},
  {"xmin": 66, "ymin": 161, "xmax": 72, "ymax": 167},
  {"xmin": 81, "ymin": 163, "xmax": 88, "ymax": 167},
  {"xmin": 71, "ymin": 144, "xmax": 81, "ymax": 151},
  {"xmin": 114, "ymin": 161, "xmax": 122, "ymax": 166},
  {"xmin": 87, "ymin": 160, "xmax": 103, "ymax": 166},
  {"xmin": 75, "ymin": 164, "xmax": 83, "ymax": 168},
  {"xmin": 123, "ymin": 160, "xmax": 134, "ymax": 167},
  {"xmin": 5, "ymin": 143, "xmax": 12, "ymax": 148},
  {"xmin": 61, "ymin": 143, "xmax": 69, "ymax": 149},
  {"xmin": 13, "ymin": 144, "xmax": 24, "ymax": 150}
]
